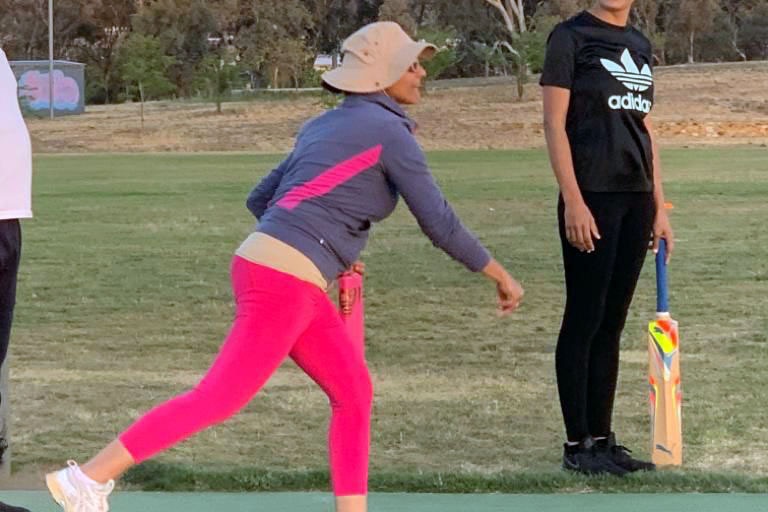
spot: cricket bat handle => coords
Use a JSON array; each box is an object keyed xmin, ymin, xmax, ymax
[
  {"xmin": 338, "ymin": 271, "xmax": 365, "ymax": 353},
  {"xmin": 655, "ymin": 238, "xmax": 669, "ymax": 314}
]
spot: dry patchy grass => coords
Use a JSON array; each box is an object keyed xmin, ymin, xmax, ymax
[{"xmin": 25, "ymin": 63, "xmax": 768, "ymax": 155}]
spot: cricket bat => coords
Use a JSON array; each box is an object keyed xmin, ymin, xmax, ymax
[
  {"xmin": 338, "ymin": 271, "xmax": 365, "ymax": 354},
  {"xmin": 648, "ymin": 238, "xmax": 682, "ymax": 466}
]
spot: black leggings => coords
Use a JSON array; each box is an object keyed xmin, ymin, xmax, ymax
[
  {"xmin": 0, "ymin": 219, "xmax": 21, "ymax": 371},
  {"xmin": 556, "ymin": 192, "xmax": 655, "ymax": 442}
]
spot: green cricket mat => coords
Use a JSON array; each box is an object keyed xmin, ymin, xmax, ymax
[{"xmin": 1, "ymin": 492, "xmax": 767, "ymax": 512}]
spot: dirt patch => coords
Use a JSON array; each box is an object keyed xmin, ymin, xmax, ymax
[{"xmin": 27, "ymin": 63, "xmax": 768, "ymax": 154}]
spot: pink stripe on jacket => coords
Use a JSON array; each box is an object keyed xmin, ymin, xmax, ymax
[{"xmin": 276, "ymin": 145, "xmax": 383, "ymax": 210}]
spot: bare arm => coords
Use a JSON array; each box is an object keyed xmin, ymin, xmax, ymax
[
  {"xmin": 543, "ymin": 87, "xmax": 580, "ymax": 205},
  {"xmin": 542, "ymin": 86, "xmax": 600, "ymax": 252},
  {"xmin": 644, "ymin": 116, "xmax": 675, "ymax": 261}
]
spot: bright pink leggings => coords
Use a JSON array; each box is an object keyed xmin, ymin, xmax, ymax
[{"xmin": 119, "ymin": 257, "xmax": 372, "ymax": 495}]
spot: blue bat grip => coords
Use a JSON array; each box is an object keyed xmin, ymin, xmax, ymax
[{"xmin": 655, "ymin": 238, "xmax": 669, "ymax": 313}]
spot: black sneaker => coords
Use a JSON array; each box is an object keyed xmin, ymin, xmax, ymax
[
  {"xmin": 562, "ymin": 436, "xmax": 628, "ymax": 476},
  {"xmin": 597, "ymin": 432, "xmax": 656, "ymax": 472}
]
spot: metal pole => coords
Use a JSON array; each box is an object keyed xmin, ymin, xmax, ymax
[{"xmin": 48, "ymin": 0, "xmax": 54, "ymax": 120}]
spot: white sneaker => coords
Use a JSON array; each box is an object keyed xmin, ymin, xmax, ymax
[{"xmin": 46, "ymin": 460, "xmax": 115, "ymax": 512}]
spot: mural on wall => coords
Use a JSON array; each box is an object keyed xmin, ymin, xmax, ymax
[{"xmin": 18, "ymin": 69, "xmax": 80, "ymax": 111}]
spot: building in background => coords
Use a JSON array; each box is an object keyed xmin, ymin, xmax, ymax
[
  {"xmin": 8, "ymin": 60, "xmax": 85, "ymax": 116},
  {"xmin": 313, "ymin": 54, "xmax": 337, "ymax": 72}
]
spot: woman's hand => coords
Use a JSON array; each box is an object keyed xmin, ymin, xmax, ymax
[
  {"xmin": 652, "ymin": 208, "xmax": 674, "ymax": 264},
  {"xmin": 564, "ymin": 199, "xmax": 601, "ymax": 253},
  {"xmin": 495, "ymin": 272, "xmax": 525, "ymax": 316},
  {"xmin": 482, "ymin": 259, "xmax": 524, "ymax": 316},
  {"xmin": 349, "ymin": 261, "xmax": 365, "ymax": 275}
]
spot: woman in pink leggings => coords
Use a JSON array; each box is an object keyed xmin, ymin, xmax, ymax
[{"xmin": 46, "ymin": 22, "xmax": 524, "ymax": 512}]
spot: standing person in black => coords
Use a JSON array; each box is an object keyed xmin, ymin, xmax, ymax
[{"xmin": 540, "ymin": 0, "xmax": 674, "ymax": 476}]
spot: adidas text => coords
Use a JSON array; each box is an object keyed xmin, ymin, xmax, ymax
[{"xmin": 608, "ymin": 92, "xmax": 652, "ymax": 113}]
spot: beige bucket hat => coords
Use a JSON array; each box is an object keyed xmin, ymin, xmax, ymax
[{"xmin": 322, "ymin": 21, "xmax": 437, "ymax": 94}]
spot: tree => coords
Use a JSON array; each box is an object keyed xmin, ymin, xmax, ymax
[
  {"xmin": 633, "ymin": 0, "xmax": 660, "ymax": 33},
  {"xmin": 237, "ymin": 0, "xmax": 314, "ymax": 88},
  {"xmin": 207, "ymin": 0, "xmax": 240, "ymax": 33},
  {"xmin": 301, "ymin": 0, "xmax": 375, "ymax": 66},
  {"xmin": 484, "ymin": 0, "xmax": 527, "ymax": 34},
  {"xmin": 268, "ymin": 37, "xmax": 313, "ymax": 89},
  {"xmin": 469, "ymin": 42, "xmax": 500, "ymax": 77},
  {"xmin": 119, "ymin": 33, "xmax": 175, "ymax": 130},
  {"xmin": 0, "ymin": 0, "xmax": 49, "ymax": 58},
  {"xmin": 0, "ymin": 0, "xmax": 94, "ymax": 60},
  {"xmin": 378, "ymin": 0, "xmax": 417, "ymax": 36},
  {"xmin": 739, "ymin": 2, "xmax": 768, "ymax": 59},
  {"xmin": 669, "ymin": 0, "xmax": 720, "ymax": 63},
  {"xmin": 71, "ymin": 0, "xmax": 137, "ymax": 104},
  {"xmin": 481, "ymin": 0, "xmax": 530, "ymax": 99},
  {"xmin": 356, "ymin": 0, "xmax": 387, "ymax": 25},
  {"xmin": 538, "ymin": 0, "xmax": 592, "ymax": 18},
  {"xmin": 697, "ymin": 15, "xmax": 744, "ymax": 61},
  {"xmin": 132, "ymin": 0, "xmax": 217, "ymax": 96},
  {"xmin": 433, "ymin": 0, "xmax": 508, "ymax": 39},
  {"xmin": 412, "ymin": 0, "xmax": 438, "ymax": 26},
  {"xmin": 524, "ymin": 13, "xmax": 560, "ymax": 73},
  {"xmin": 419, "ymin": 28, "xmax": 460, "ymax": 81},
  {"xmin": 419, "ymin": 0, "xmax": 497, "ymax": 77},
  {"xmin": 630, "ymin": 0, "xmax": 667, "ymax": 63},
  {"xmin": 194, "ymin": 49, "xmax": 241, "ymax": 113}
]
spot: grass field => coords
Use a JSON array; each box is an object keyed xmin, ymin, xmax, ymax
[{"xmin": 8, "ymin": 148, "xmax": 768, "ymax": 492}]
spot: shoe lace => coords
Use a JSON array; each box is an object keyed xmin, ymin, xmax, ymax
[{"xmin": 67, "ymin": 460, "xmax": 115, "ymax": 512}]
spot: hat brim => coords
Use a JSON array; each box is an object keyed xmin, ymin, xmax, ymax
[{"xmin": 322, "ymin": 41, "xmax": 437, "ymax": 94}]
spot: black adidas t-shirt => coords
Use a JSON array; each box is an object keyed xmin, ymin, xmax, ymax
[{"xmin": 540, "ymin": 11, "xmax": 654, "ymax": 192}]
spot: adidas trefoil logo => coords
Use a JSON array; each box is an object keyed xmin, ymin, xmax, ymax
[
  {"xmin": 600, "ymin": 49, "xmax": 653, "ymax": 92},
  {"xmin": 600, "ymin": 49, "xmax": 653, "ymax": 114}
]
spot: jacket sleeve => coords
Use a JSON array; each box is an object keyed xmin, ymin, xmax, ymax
[
  {"xmin": 382, "ymin": 129, "xmax": 491, "ymax": 272},
  {"xmin": 246, "ymin": 154, "xmax": 291, "ymax": 220}
]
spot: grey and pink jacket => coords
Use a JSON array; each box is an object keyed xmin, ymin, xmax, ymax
[{"xmin": 247, "ymin": 92, "xmax": 491, "ymax": 282}]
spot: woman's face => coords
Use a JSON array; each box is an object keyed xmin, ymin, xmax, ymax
[
  {"xmin": 384, "ymin": 60, "xmax": 427, "ymax": 105},
  {"xmin": 596, "ymin": 0, "xmax": 634, "ymax": 12}
]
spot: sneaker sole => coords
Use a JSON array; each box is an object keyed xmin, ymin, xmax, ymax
[
  {"xmin": 562, "ymin": 459, "xmax": 580, "ymax": 472},
  {"xmin": 562, "ymin": 459, "xmax": 628, "ymax": 477},
  {"xmin": 624, "ymin": 465, "xmax": 656, "ymax": 472},
  {"xmin": 45, "ymin": 472, "xmax": 69, "ymax": 511}
]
